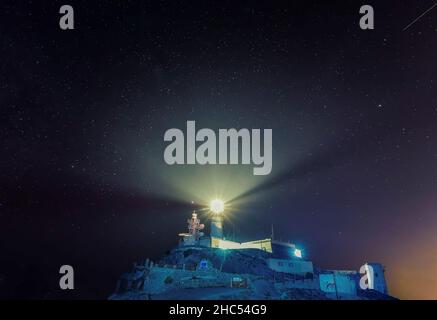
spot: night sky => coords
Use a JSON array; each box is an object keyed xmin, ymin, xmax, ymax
[{"xmin": 1, "ymin": 1, "xmax": 436, "ymax": 299}]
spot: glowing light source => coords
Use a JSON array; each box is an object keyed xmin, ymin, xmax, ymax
[
  {"xmin": 294, "ymin": 248, "xmax": 302, "ymax": 258},
  {"xmin": 210, "ymin": 199, "xmax": 225, "ymax": 214}
]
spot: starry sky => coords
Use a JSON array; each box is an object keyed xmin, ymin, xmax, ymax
[{"xmin": 1, "ymin": 1, "xmax": 436, "ymax": 299}]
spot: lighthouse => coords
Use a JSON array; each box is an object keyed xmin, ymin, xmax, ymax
[{"xmin": 210, "ymin": 199, "xmax": 224, "ymax": 239}]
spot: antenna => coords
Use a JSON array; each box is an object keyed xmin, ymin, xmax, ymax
[
  {"xmin": 187, "ymin": 211, "xmax": 204, "ymax": 240},
  {"xmin": 271, "ymin": 224, "xmax": 274, "ymax": 240}
]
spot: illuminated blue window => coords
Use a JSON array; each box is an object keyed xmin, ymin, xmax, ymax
[{"xmin": 199, "ymin": 259, "xmax": 208, "ymax": 269}]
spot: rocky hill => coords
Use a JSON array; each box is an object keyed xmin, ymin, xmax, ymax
[{"xmin": 109, "ymin": 247, "xmax": 396, "ymax": 300}]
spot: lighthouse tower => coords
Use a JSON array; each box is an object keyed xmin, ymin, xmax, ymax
[
  {"xmin": 210, "ymin": 199, "xmax": 224, "ymax": 239},
  {"xmin": 210, "ymin": 213, "xmax": 223, "ymax": 239}
]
